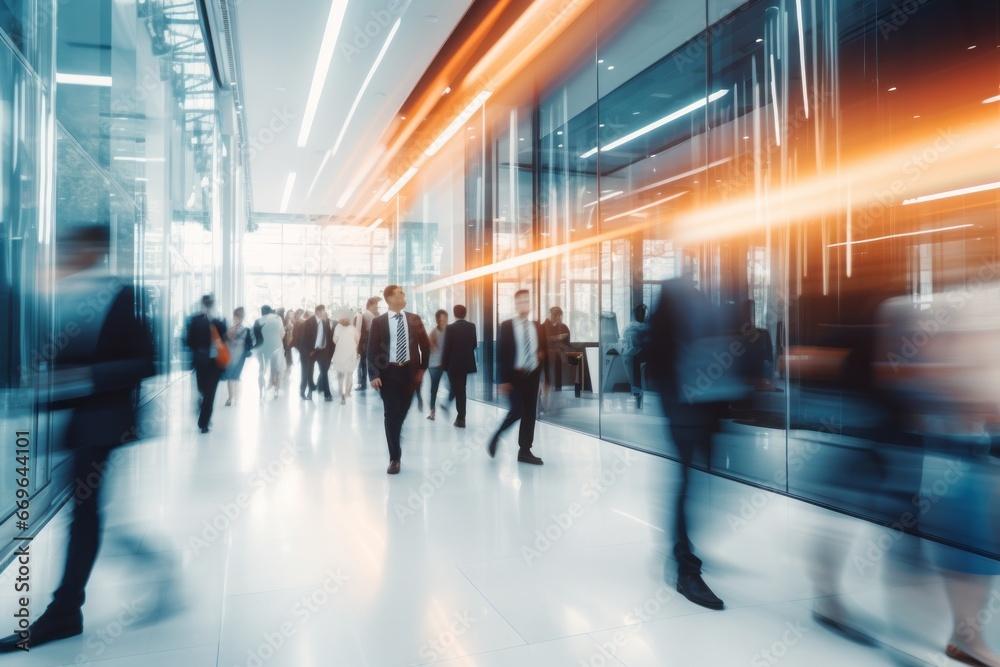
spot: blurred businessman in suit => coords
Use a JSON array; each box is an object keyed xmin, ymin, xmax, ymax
[
  {"xmin": 440, "ymin": 304, "xmax": 477, "ymax": 428},
  {"xmin": 367, "ymin": 285, "xmax": 430, "ymax": 474},
  {"xmin": 301, "ymin": 304, "xmax": 334, "ymax": 401},
  {"xmin": 0, "ymin": 225, "xmax": 156, "ymax": 652},
  {"xmin": 488, "ymin": 289, "xmax": 546, "ymax": 465},
  {"xmin": 184, "ymin": 294, "xmax": 226, "ymax": 433}
]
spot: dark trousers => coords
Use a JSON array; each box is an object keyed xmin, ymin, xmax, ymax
[
  {"xmin": 315, "ymin": 359, "xmax": 332, "ymax": 398},
  {"xmin": 357, "ymin": 338, "xmax": 369, "ymax": 388},
  {"xmin": 300, "ymin": 355, "xmax": 316, "ymax": 396},
  {"xmin": 194, "ymin": 357, "xmax": 222, "ymax": 429},
  {"xmin": 428, "ymin": 367, "xmax": 445, "ymax": 407},
  {"xmin": 668, "ymin": 424, "xmax": 711, "ymax": 577},
  {"xmin": 378, "ymin": 365, "xmax": 416, "ymax": 461},
  {"xmin": 448, "ymin": 371, "xmax": 468, "ymax": 420},
  {"xmin": 51, "ymin": 445, "xmax": 112, "ymax": 613},
  {"xmin": 492, "ymin": 368, "xmax": 541, "ymax": 450}
]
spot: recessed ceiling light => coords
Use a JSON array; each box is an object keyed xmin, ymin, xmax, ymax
[
  {"xmin": 599, "ymin": 124, "xmax": 605, "ymax": 128},
  {"xmin": 519, "ymin": 137, "xmax": 524, "ymax": 141},
  {"xmin": 743, "ymin": 135, "xmax": 750, "ymax": 139},
  {"xmin": 557, "ymin": 130, "xmax": 563, "ymax": 135},
  {"xmin": 913, "ymin": 115, "xmax": 920, "ymax": 118},
  {"xmin": 968, "ymin": 45, "xmax": 976, "ymax": 50},
  {"xmin": 607, "ymin": 65, "xmax": 615, "ymax": 70},
  {"xmin": 558, "ymin": 144, "xmax": 563, "ymax": 148},
  {"xmin": 888, "ymin": 87, "xmax": 896, "ymax": 91},
  {"xmin": 756, "ymin": 38, "xmax": 763, "ymax": 43},
  {"xmin": 425, "ymin": 15, "xmax": 438, "ymax": 22},
  {"xmin": 597, "ymin": 59, "xmax": 604, "ymax": 64},
  {"xmin": 442, "ymin": 87, "xmax": 451, "ymax": 95},
  {"xmin": 633, "ymin": 111, "xmax": 640, "ymax": 115}
]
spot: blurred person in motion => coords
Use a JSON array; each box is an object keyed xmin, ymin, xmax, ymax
[
  {"xmin": 367, "ymin": 285, "xmax": 430, "ymax": 474},
  {"xmin": 0, "ymin": 225, "xmax": 156, "ymax": 652},
  {"xmin": 279, "ymin": 307, "xmax": 294, "ymax": 385},
  {"xmin": 646, "ymin": 273, "xmax": 750, "ymax": 610},
  {"xmin": 874, "ymin": 288, "xmax": 1000, "ymax": 666},
  {"xmin": 426, "ymin": 309, "xmax": 448, "ymax": 421},
  {"xmin": 251, "ymin": 305, "xmax": 285, "ymax": 401},
  {"xmin": 302, "ymin": 305, "xmax": 334, "ymax": 401},
  {"xmin": 223, "ymin": 306, "xmax": 253, "ymax": 406},
  {"xmin": 333, "ymin": 313, "xmax": 360, "ymax": 404},
  {"xmin": 441, "ymin": 304, "xmax": 477, "ymax": 428},
  {"xmin": 488, "ymin": 289, "xmax": 547, "ymax": 465},
  {"xmin": 356, "ymin": 296, "xmax": 380, "ymax": 392},
  {"xmin": 184, "ymin": 294, "xmax": 227, "ymax": 433}
]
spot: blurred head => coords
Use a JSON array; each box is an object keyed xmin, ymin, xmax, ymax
[
  {"xmin": 340, "ymin": 317, "xmax": 351, "ymax": 326},
  {"xmin": 304, "ymin": 310, "xmax": 313, "ymax": 319},
  {"xmin": 549, "ymin": 306, "xmax": 563, "ymax": 323},
  {"xmin": 315, "ymin": 305, "xmax": 326, "ymax": 319},
  {"xmin": 276, "ymin": 307, "xmax": 285, "ymax": 320},
  {"xmin": 435, "ymin": 309, "xmax": 448, "ymax": 329},
  {"xmin": 634, "ymin": 303, "xmax": 648, "ymax": 323},
  {"xmin": 261, "ymin": 304, "xmax": 273, "ymax": 316},
  {"xmin": 294, "ymin": 308, "xmax": 304, "ymax": 321},
  {"xmin": 453, "ymin": 304, "xmax": 467, "ymax": 319},
  {"xmin": 366, "ymin": 296, "xmax": 381, "ymax": 313},
  {"xmin": 384, "ymin": 285, "xmax": 406, "ymax": 312},
  {"xmin": 233, "ymin": 307, "xmax": 245, "ymax": 322},
  {"xmin": 58, "ymin": 224, "xmax": 109, "ymax": 275},
  {"xmin": 201, "ymin": 294, "xmax": 215, "ymax": 311},
  {"xmin": 514, "ymin": 289, "xmax": 531, "ymax": 318}
]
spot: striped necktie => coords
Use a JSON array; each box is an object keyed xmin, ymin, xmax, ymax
[
  {"xmin": 395, "ymin": 313, "xmax": 408, "ymax": 363},
  {"xmin": 522, "ymin": 319, "xmax": 535, "ymax": 372}
]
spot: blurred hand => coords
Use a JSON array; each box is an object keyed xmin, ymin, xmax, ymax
[
  {"xmin": 371, "ymin": 378, "xmax": 382, "ymax": 390},
  {"xmin": 499, "ymin": 383, "xmax": 512, "ymax": 395}
]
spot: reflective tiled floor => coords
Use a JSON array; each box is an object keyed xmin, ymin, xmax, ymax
[{"xmin": 1, "ymin": 364, "xmax": 993, "ymax": 666}]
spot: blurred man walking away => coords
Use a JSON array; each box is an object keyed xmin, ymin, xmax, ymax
[
  {"xmin": 441, "ymin": 304, "xmax": 477, "ymax": 428},
  {"xmin": 185, "ymin": 294, "xmax": 227, "ymax": 432}
]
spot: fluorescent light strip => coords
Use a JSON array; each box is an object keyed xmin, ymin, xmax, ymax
[
  {"xmin": 827, "ymin": 224, "xmax": 973, "ymax": 248},
  {"xmin": 580, "ymin": 90, "xmax": 728, "ymax": 159},
  {"xmin": 113, "ymin": 157, "xmax": 165, "ymax": 162},
  {"xmin": 280, "ymin": 172, "xmax": 297, "ymax": 213},
  {"xmin": 795, "ymin": 0, "xmax": 809, "ymax": 120},
  {"xmin": 381, "ymin": 167, "xmax": 419, "ymax": 202},
  {"xmin": 425, "ymin": 91, "xmax": 493, "ymax": 157},
  {"xmin": 331, "ymin": 18, "xmax": 403, "ymax": 159},
  {"xmin": 368, "ymin": 217, "xmax": 383, "ymax": 230},
  {"xmin": 297, "ymin": 0, "xmax": 350, "ymax": 147},
  {"xmin": 630, "ymin": 158, "xmax": 733, "ymax": 197},
  {"xmin": 902, "ymin": 181, "xmax": 1000, "ymax": 205},
  {"xmin": 583, "ymin": 190, "xmax": 624, "ymax": 208},
  {"xmin": 983, "ymin": 94, "xmax": 1000, "ymax": 104},
  {"xmin": 56, "ymin": 73, "xmax": 112, "ymax": 87},
  {"xmin": 605, "ymin": 191, "xmax": 689, "ymax": 222}
]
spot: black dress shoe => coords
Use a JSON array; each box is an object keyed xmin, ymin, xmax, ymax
[
  {"xmin": 812, "ymin": 611, "xmax": 877, "ymax": 646},
  {"xmin": 387, "ymin": 460, "xmax": 401, "ymax": 474},
  {"xmin": 487, "ymin": 436, "xmax": 498, "ymax": 458},
  {"xmin": 517, "ymin": 451, "xmax": 544, "ymax": 465},
  {"xmin": 324, "ymin": 395, "xmax": 333, "ymax": 402},
  {"xmin": 676, "ymin": 574, "xmax": 724, "ymax": 610},
  {"xmin": 0, "ymin": 608, "xmax": 83, "ymax": 652},
  {"xmin": 200, "ymin": 426, "xmax": 210, "ymax": 434},
  {"xmin": 454, "ymin": 419, "xmax": 466, "ymax": 428}
]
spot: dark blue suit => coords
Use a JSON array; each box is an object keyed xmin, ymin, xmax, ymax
[{"xmin": 441, "ymin": 319, "xmax": 477, "ymax": 421}]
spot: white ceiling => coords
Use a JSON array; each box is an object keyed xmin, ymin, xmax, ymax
[{"xmin": 237, "ymin": 0, "xmax": 476, "ymax": 217}]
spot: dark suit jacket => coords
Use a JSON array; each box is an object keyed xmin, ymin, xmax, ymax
[
  {"xmin": 441, "ymin": 319, "xmax": 477, "ymax": 375},
  {"xmin": 185, "ymin": 312, "xmax": 227, "ymax": 363},
  {"xmin": 301, "ymin": 316, "xmax": 335, "ymax": 363},
  {"xmin": 55, "ymin": 277, "xmax": 156, "ymax": 449},
  {"xmin": 497, "ymin": 318, "xmax": 547, "ymax": 385},
  {"xmin": 366, "ymin": 311, "xmax": 430, "ymax": 384}
]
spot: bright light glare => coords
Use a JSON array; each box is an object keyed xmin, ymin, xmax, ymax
[
  {"xmin": 827, "ymin": 224, "xmax": 973, "ymax": 248},
  {"xmin": 56, "ymin": 73, "xmax": 112, "ymax": 87},
  {"xmin": 297, "ymin": 0, "xmax": 350, "ymax": 147},
  {"xmin": 580, "ymin": 90, "xmax": 728, "ymax": 158},
  {"xmin": 902, "ymin": 181, "xmax": 1000, "ymax": 205},
  {"xmin": 425, "ymin": 91, "xmax": 493, "ymax": 157}
]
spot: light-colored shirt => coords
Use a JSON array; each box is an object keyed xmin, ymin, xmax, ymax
[
  {"xmin": 387, "ymin": 310, "xmax": 410, "ymax": 363},
  {"xmin": 512, "ymin": 316, "xmax": 538, "ymax": 371},
  {"xmin": 429, "ymin": 328, "xmax": 446, "ymax": 368},
  {"xmin": 314, "ymin": 315, "xmax": 326, "ymax": 349}
]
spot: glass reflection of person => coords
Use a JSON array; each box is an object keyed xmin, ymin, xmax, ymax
[
  {"xmin": 0, "ymin": 225, "xmax": 156, "ymax": 652},
  {"xmin": 542, "ymin": 307, "xmax": 570, "ymax": 410}
]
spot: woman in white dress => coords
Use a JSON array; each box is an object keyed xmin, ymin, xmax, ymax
[{"xmin": 332, "ymin": 316, "xmax": 360, "ymax": 404}]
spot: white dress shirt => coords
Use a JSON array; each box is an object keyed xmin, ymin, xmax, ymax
[
  {"xmin": 314, "ymin": 315, "xmax": 326, "ymax": 349},
  {"xmin": 387, "ymin": 309, "xmax": 410, "ymax": 363},
  {"xmin": 512, "ymin": 316, "xmax": 538, "ymax": 371}
]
